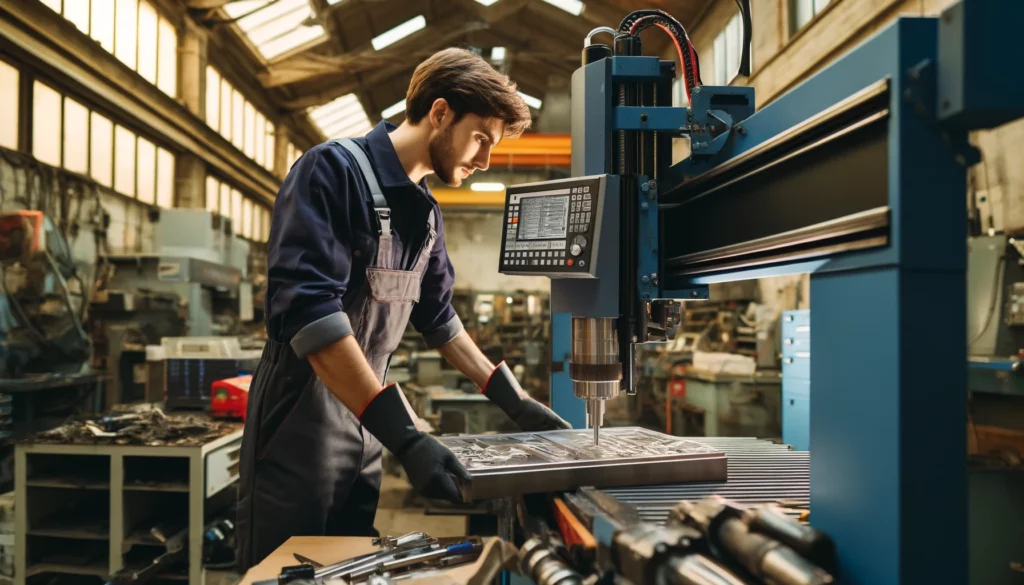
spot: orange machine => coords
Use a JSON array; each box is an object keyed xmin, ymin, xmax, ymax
[{"xmin": 210, "ymin": 375, "xmax": 251, "ymax": 421}]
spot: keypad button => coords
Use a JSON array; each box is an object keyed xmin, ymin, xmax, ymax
[{"xmin": 583, "ymin": 201, "xmax": 591, "ymax": 211}]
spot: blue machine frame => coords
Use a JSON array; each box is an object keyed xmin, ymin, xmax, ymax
[{"xmin": 549, "ymin": 4, "xmax": 1024, "ymax": 583}]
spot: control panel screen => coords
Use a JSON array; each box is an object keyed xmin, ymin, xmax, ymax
[
  {"xmin": 499, "ymin": 176, "xmax": 606, "ymax": 278},
  {"xmin": 518, "ymin": 194, "xmax": 569, "ymax": 240}
]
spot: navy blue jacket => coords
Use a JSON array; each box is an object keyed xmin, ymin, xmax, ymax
[{"xmin": 265, "ymin": 121, "xmax": 463, "ymax": 358}]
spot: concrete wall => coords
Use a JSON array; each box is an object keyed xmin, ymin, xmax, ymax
[{"xmin": 441, "ymin": 211, "xmax": 550, "ymax": 294}]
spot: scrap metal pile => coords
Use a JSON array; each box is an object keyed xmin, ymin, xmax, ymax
[{"xmin": 27, "ymin": 405, "xmax": 238, "ymax": 446}]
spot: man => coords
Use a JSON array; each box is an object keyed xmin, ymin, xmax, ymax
[{"xmin": 236, "ymin": 48, "xmax": 571, "ymax": 570}]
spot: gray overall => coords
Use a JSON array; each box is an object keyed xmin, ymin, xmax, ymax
[{"xmin": 236, "ymin": 139, "xmax": 438, "ymax": 571}]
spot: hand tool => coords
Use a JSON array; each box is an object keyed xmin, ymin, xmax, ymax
[{"xmin": 293, "ymin": 553, "xmax": 323, "ymax": 568}]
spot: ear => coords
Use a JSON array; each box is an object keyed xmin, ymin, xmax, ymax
[{"xmin": 428, "ymin": 98, "xmax": 450, "ymax": 130}]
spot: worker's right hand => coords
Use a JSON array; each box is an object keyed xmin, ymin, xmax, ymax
[{"xmin": 359, "ymin": 383, "xmax": 470, "ymax": 503}]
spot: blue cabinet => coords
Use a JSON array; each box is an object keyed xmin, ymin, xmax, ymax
[{"xmin": 781, "ymin": 310, "xmax": 810, "ymax": 451}]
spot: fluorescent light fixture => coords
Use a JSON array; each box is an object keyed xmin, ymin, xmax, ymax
[
  {"xmin": 542, "ymin": 0, "xmax": 584, "ymax": 15},
  {"xmin": 518, "ymin": 91, "xmax": 543, "ymax": 110},
  {"xmin": 309, "ymin": 94, "xmax": 373, "ymax": 139},
  {"xmin": 471, "ymin": 183, "xmax": 505, "ymax": 192},
  {"xmin": 326, "ymin": 0, "xmax": 346, "ymax": 4},
  {"xmin": 475, "ymin": 0, "xmax": 500, "ymax": 5},
  {"xmin": 491, "ymin": 47, "xmax": 506, "ymax": 63},
  {"xmin": 372, "ymin": 15, "xmax": 426, "ymax": 50},
  {"xmin": 381, "ymin": 99, "xmax": 406, "ymax": 119}
]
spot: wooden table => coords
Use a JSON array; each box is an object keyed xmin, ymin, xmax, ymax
[{"xmin": 240, "ymin": 536, "xmax": 520, "ymax": 585}]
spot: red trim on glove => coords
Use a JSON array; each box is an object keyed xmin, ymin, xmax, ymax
[
  {"xmin": 481, "ymin": 361, "xmax": 506, "ymax": 395},
  {"xmin": 357, "ymin": 383, "xmax": 395, "ymax": 420}
]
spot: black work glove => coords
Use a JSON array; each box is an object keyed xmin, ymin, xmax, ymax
[
  {"xmin": 360, "ymin": 383, "xmax": 470, "ymax": 502},
  {"xmin": 483, "ymin": 362, "xmax": 572, "ymax": 432}
]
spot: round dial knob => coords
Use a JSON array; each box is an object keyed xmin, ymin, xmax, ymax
[{"xmin": 570, "ymin": 235, "xmax": 587, "ymax": 256}]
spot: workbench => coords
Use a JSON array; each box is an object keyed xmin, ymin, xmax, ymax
[
  {"xmin": 240, "ymin": 536, "xmax": 518, "ymax": 585},
  {"xmin": 14, "ymin": 424, "xmax": 243, "ymax": 585}
]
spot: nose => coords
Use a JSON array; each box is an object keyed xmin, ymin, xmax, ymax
[{"xmin": 473, "ymin": 145, "xmax": 491, "ymax": 171}]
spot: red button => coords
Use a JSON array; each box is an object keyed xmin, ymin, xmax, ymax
[{"xmin": 567, "ymin": 258, "xmax": 574, "ymax": 266}]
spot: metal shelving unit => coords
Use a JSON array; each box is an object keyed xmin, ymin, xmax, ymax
[{"xmin": 14, "ymin": 428, "xmax": 242, "ymax": 585}]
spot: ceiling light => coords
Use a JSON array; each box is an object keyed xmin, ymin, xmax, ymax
[
  {"xmin": 518, "ymin": 92, "xmax": 543, "ymax": 109},
  {"xmin": 471, "ymin": 183, "xmax": 505, "ymax": 192},
  {"xmin": 491, "ymin": 47, "xmax": 506, "ymax": 63},
  {"xmin": 475, "ymin": 0, "xmax": 500, "ymax": 5},
  {"xmin": 326, "ymin": 0, "xmax": 346, "ymax": 4},
  {"xmin": 381, "ymin": 99, "xmax": 406, "ymax": 119},
  {"xmin": 372, "ymin": 15, "xmax": 426, "ymax": 51},
  {"xmin": 542, "ymin": 0, "xmax": 584, "ymax": 15}
]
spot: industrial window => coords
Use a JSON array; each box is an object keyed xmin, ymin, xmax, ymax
[
  {"xmin": 264, "ymin": 120, "xmax": 275, "ymax": 172},
  {"xmin": 713, "ymin": 13, "xmax": 743, "ymax": 85},
  {"xmin": 91, "ymin": 0, "xmax": 116, "ymax": 52},
  {"xmin": 40, "ymin": 0, "xmax": 62, "ymax": 12},
  {"xmin": 262, "ymin": 207, "xmax": 271, "ymax": 242},
  {"xmin": 220, "ymin": 80, "xmax": 233, "ymax": 141},
  {"xmin": 286, "ymin": 143, "xmax": 303, "ymax": 169},
  {"xmin": 157, "ymin": 17, "xmax": 177, "ymax": 97},
  {"xmin": 137, "ymin": 1, "xmax": 159, "ymax": 85},
  {"xmin": 136, "ymin": 136, "xmax": 156, "ymax": 204},
  {"xmin": 90, "ymin": 112, "xmax": 114, "ymax": 187},
  {"xmin": 205, "ymin": 177, "xmax": 220, "ymax": 214},
  {"xmin": 254, "ymin": 111, "xmax": 266, "ymax": 166},
  {"xmin": 0, "ymin": 60, "xmax": 19, "ymax": 150},
  {"xmin": 225, "ymin": 0, "xmax": 326, "ymax": 61},
  {"xmin": 231, "ymin": 189, "xmax": 243, "ymax": 233},
  {"xmin": 32, "ymin": 81, "xmax": 63, "ymax": 167},
  {"xmin": 219, "ymin": 183, "xmax": 230, "ymax": 218},
  {"xmin": 232, "ymin": 89, "xmax": 244, "ymax": 150},
  {"xmin": 791, "ymin": 0, "xmax": 831, "ymax": 34},
  {"xmin": 156, "ymin": 147, "xmax": 174, "ymax": 208},
  {"xmin": 308, "ymin": 93, "xmax": 372, "ymax": 139},
  {"xmin": 244, "ymin": 101, "xmax": 255, "ymax": 158},
  {"xmin": 206, "ymin": 67, "xmax": 220, "ymax": 131},
  {"xmin": 114, "ymin": 125, "xmax": 137, "ymax": 197},
  {"xmin": 114, "ymin": 0, "xmax": 138, "ymax": 70},
  {"xmin": 63, "ymin": 97, "xmax": 90, "ymax": 175},
  {"xmin": 64, "ymin": 0, "xmax": 90, "ymax": 34},
  {"xmin": 253, "ymin": 206, "xmax": 263, "ymax": 241},
  {"xmin": 242, "ymin": 198, "xmax": 253, "ymax": 238}
]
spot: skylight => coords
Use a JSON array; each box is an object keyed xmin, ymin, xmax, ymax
[
  {"xmin": 518, "ymin": 91, "xmax": 543, "ymax": 110},
  {"xmin": 543, "ymin": 0, "xmax": 584, "ymax": 15},
  {"xmin": 372, "ymin": 16, "xmax": 427, "ymax": 50},
  {"xmin": 309, "ymin": 94, "xmax": 373, "ymax": 139},
  {"xmin": 491, "ymin": 47, "xmax": 506, "ymax": 63},
  {"xmin": 224, "ymin": 0, "xmax": 325, "ymax": 61},
  {"xmin": 381, "ymin": 99, "xmax": 406, "ymax": 119}
]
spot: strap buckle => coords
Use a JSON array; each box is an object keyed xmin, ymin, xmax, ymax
[{"xmin": 376, "ymin": 208, "xmax": 391, "ymax": 235}]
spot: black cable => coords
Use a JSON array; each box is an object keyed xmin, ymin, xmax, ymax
[{"xmin": 619, "ymin": 11, "xmax": 702, "ymax": 99}]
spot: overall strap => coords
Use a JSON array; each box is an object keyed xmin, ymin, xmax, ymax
[
  {"xmin": 412, "ymin": 208, "xmax": 438, "ymax": 274},
  {"xmin": 334, "ymin": 138, "xmax": 393, "ymax": 269}
]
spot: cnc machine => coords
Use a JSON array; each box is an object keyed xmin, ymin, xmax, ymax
[{"xmin": 498, "ymin": 2, "xmax": 1024, "ymax": 583}]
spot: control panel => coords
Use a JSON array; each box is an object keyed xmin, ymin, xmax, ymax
[{"xmin": 498, "ymin": 175, "xmax": 607, "ymax": 278}]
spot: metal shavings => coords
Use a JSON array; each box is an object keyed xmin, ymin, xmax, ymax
[{"xmin": 24, "ymin": 406, "xmax": 238, "ymax": 446}]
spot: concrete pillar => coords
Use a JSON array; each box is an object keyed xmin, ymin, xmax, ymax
[
  {"xmin": 179, "ymin": 18, "xmax": 208, "ymax": 118},
  {"xmin": 174, "ymin": 154, "xmax": 206, "ymax": 208},
  {"xmin": 274, "ymin": 123, "xmax": 291, "ymax": 181}
]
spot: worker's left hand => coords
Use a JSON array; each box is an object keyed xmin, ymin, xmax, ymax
[{"xmin": 483, "ymin": 362, "xmax": 572, "ymax": 431}]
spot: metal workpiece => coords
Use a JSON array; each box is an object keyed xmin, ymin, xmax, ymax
[
  {"xmin": 600, "ymin": 438, "xmax": 809, "ymax": 525},
  {"xmin": 438, "ymin": 427, "xmax": 726, "ymax": 502},
  {"xmin": 520, "ymin": 537, "xmax": 584, "ymax": 585}
]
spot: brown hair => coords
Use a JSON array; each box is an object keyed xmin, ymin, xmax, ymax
[{"xmin": 405, "ymin": 48, "xmax": 532, "ymax": 139}]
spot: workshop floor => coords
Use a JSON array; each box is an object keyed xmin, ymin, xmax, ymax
[{"xmin": 208, "ymin": 471, "xmax": 467, "ymax": 585}]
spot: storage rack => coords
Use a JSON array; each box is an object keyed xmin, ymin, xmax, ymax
[{"xmin": 14, "ymin": 427, "xmax": 243, "ymax": 585}]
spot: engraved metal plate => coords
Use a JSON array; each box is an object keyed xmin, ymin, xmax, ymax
[{"xmin": 439, "ymin": 427, "xmax": 727, "ymax": 501}]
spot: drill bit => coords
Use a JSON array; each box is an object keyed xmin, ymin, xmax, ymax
[{"xmin": 588, "ymin": 399, "xmax": 602, "ymax": 445}]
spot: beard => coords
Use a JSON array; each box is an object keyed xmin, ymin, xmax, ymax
[{"xmin": 429, "ymin": 125, "xmax": 465, "ymax": 188}]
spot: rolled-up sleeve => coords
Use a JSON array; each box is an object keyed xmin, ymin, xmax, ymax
[
  {"xmin": 266, "ymin": 148, "xmax": 358, "ymax": 358},
  {"xmin": 410, "ymin": 209, "xmax": 464, "ymax": 349}
]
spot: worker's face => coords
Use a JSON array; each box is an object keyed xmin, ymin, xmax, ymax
[{"xmin": 429, "ymin": 108, "xmax": 504, "ymax": 188}]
